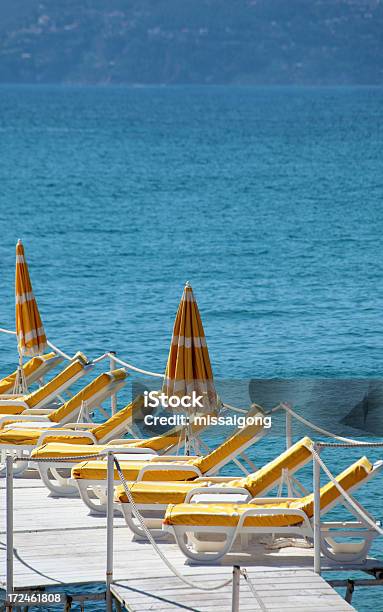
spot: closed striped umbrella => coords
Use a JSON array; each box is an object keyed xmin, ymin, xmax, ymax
[
  {"xmin": 15, "ymin": 239, "xmax": 47, "ymax": 357},
  {"xmin": 163, "ymin": 283, "xmax": 218, "ymax": 414}
]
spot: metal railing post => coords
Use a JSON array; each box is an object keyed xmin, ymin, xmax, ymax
[
  {"xmin": 286, "ymin": 409, "xmax": 292, "ymax": 449},
  {"xmin": 109, "ymin": 352, "xmax": 117, "ymax": 415},
  {"xmin": 313, "ymin": 444, "xmax": 321, "ymax": 574},
  {"xmin": 231, "ymin": 565, "xmax": 240, "ymax": 611},
  {"xmin": 6, "ymin": 454, "xmax": 14, "ymax": 599},
  {"xmin": 106, "ymin": 452, "xmax": 114, "ymax": 612}
]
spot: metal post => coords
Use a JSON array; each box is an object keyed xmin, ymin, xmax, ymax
[
  {"xmin": 109, "ymin": 352, "xmax": 117, "ymax": 415},
  {"xmin": 231, "ymin": 565, "xmax": 241, "ymax": 612},
  {"xmin": 6, "ymin": 454, "xmax": 14, "ymax": 599},
  {"xmin": 106, "ymin": 452, "xmax": 114, "ymax": 612},
  {"xmin": 313, "ymin": 445, "xmax": 321, "ymax": 574},
  {"xmin": 286, "ymin": 409, "xmax": 292, "ymax": 449}
]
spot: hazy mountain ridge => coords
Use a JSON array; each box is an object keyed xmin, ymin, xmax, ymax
[{"xmin": 0, "ymin": 0, "xmax": 382, "ymax": 84}]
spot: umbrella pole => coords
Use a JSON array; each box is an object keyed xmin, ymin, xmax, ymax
[
  {"xmin": 184, "ymin": 424, "xmax": 190, "ymax": 456},
  {"xmin": 13, "ymin": 352, "xmax": 28, "ymax": 395}
]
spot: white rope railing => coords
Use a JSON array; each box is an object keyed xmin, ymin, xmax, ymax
[
  {"xmin": 222, "ymin": 402, "xmax": 248, "ymax": 414},
  {"xmin": 0, "ymin": 327, "xmax": 72, "ymax": 361},
  {"xmin": 240, "ymin": 569, "xmax": 267, "ymax": 611},
  {"xmin": 113, "ymin": 455, "xmax": 233, "ymax": 591},
  {"xmin": 106, "ymin": 353, "xmax": 164, "ymax": 379},
  {"xmin": 275, "ymin": 402, "xmax": 367, "ymax": 445},
  {"xmin": 0, "ymin": 327, "xmax": 164, "ymax": 378},
  {"xmin": 0, "ymin": 327, "xmax": 17, "ymax": 336},
  {"xmin": 92, "ymin": 353, "xmax": 110, "ymax": 364}
]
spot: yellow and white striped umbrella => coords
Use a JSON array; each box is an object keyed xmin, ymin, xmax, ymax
[
  {"xmin": 15, "ymin": 239, "xmax": 47, "ymax": 357},
  {"xmin": 163, "ymin": 282, "xmax": 218, "ymax": 414}
]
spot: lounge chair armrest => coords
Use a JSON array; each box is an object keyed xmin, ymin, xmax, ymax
[
  {"xmin": 0, "ymin": 399, "xmax": 28, "ymax": 408},
  {"xmin": 99, "ymin": 447, "xmax": 158, "ymax": 456},
  {"xmin": 22, "ymin": 409, "xmax": 55, "ymax": 415},
  {"xmin": 0, "ymin": 394, "xmax": 24, "ymax": 399},
  {"xmin": 62, "ymin": 423, "xmax": 95, "ymax": 429},
  {"xmin": 321, "ymin": 521, "xmax": 368, "ymax": 529},
  {"xmin": 194, "ymin": 476, "xmax": 235, "ymax": 483},
  {"xmin": 249, "ymin": 497, "xmax": 297, "ymax": 504},
  {"xmin": 149, "ymin": 455, "xmax": 198, "ymax": 462},
  {"xmin": 36, "ymin": 430, "xmax": 98, "ymax": 445},
  {"xmin": 106, "ymin": 438, "xmax": 137, "ymax": 445},
  {"xmin": 237, "ymin": 507, "xmax": 309, "ymax": 529},
  {"xmin": 136, "ymin": 463, "xmax": 202, "ymax": 481},
  {"xmin": 0, "ymin": 414, "xmax": 50, "ymax": 427},
  {"xmin": 185, "ymin": 487, "xmax": 251, "ymax": 503}
]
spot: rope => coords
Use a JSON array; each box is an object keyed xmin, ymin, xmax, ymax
[
  {"xmin": 240, "ymin": 569, "xmax": 267, "ymax": 611},
  {"xmin": 277, "ymin": 403, "xmax": 370, "ymax": 444},
  {"xmin": 20, "ymin": 453, "xmax": 102, "ymax": 463},
  {"xmin": 92, "ymin": 353, "xmax": 110, "ymax": 364},
  {"xmin": 46, "ymin": 341, "xmax": 72, "ymax": 361},
  {"xmin": 222, "ymin": 402, "xmax": 248, "ymax": 414},
  {"xmin": 0, "ymin": 327, "xmax": 72, "ymax": 361},
  {"xmin": 108, "ymin": 353, "xmax": 164, "ymax": 379},
  {"xmin": 113, "ymin": 456, "xmax": 232, "ymax": 592},
  {"xmin": 317, "ymin": 441, "xmax": 383, "ymax": 448},
  {"xmin": 311, "ymin": 446, "xmax": 383, "ymax": 536}
]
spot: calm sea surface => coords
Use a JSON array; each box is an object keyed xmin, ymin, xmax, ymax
[{"xmin": 0, "ymin": 85, "xmax": 382, "ymax": 611}]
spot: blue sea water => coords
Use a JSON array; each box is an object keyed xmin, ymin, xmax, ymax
[{"xmin": 0, "ymin": 85, "xmax": 383, "ymax": 611}]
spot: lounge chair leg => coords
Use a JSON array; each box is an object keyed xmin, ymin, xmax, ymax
[
  {"xmin": 38, "ymin": 464, "xmax": 79, "ymax": 498},
  {"xmin": 173, "ymin": 527, "xmax": 236, "ymax": 563},
  {"xmin": 76, "ymin": 481, "xmax": 107, "ymax": 515},
  {"xmin": 121, "ymin": 505, "xmax": 170, "ymax": 540},
  {"xmin": 320, "ymin": 533, "xmax": 374, "ymax": 564},
  {"xmin": 76, "ymin": 481, "xmax": 122, "ymax": 516}
]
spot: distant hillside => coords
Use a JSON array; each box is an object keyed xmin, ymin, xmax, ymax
[{"xmin": 0, "ymin": 0, "xmax": 382, "ymax": 84}]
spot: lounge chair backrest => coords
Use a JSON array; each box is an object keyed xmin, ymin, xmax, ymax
[
  {"xmin": 126, "ymin": 423, "xmax": 184, "ymax": 452},
  {"xmin": 190, "ymin": 406, "xmax": 266, "ymax": 474},
  {"xmin": 94, "ymin": 404, "xmax": 210, "ymax": 449},
  {"xmin": 291, "ymin": 456, "xmax": 373, "ymax": 517},
  {"xmin": 23, "ymin": 353, "xmax": 90, "ymax": 409},
  {"xmin": 90, "ymin": 391, "xmax": 143, "ymax": 442},
  {"xmin": 233, "ymin": 436, "xmax": 313, "ymax": 496},
  {"xmin": 0, "ymin": 352, "xmax": 63, "ymax": 394},
  {"xmin": 48, "ymin": 368, "xmax": 127, "ymax": 424}
]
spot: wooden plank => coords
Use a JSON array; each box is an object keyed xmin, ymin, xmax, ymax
[{"xmin": 0, "ymin": 477, "xmax": 359, "ymax": 611}]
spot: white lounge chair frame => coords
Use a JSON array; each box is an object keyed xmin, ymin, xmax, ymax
[
  {"xmin": 0, "ymin": 372, "xmax": 127, "ymax": 476},
  {"xmin": 119, "ymin": 451, "xmax": 312, "ymax": 539},
  {"xmin": 74, "ymin": 426, "xmax": 267, "ymax": 515},
  {"xmin": 33, "ymin": 420, "xmax": 212, "ymax": 498},
  {"xmin": 162, "ymin": 460, "xmax": 383, "ymax": 563},
  {"xmin": 0, "ymin": 353, "xmax": 63, "ymax": 396},
  {"xmin": 0, "ymin": 359, "xmax": 93, "ymax": 417}
]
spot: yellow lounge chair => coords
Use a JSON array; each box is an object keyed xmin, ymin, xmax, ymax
[
  {"xmin": 0, "ymin": 369, "xmax": 127, "ymax": 475},
  {"xmin": 115, "ymin": 436, "xmax": 313, "ymax": 538},
  {"xmin": 0, "ymin": 353, "xmax": 91, "ymax": 416},
  {"xmin": 71, "ymin": 409, "xmax": 268, "ymax": 514},
  {"xmin": 0, "ymin": 352, "xmax": 63, "ymax": 395},
  {"xmin": 163, "ymin": 456, "xmax": 383, "ymax": 563},
  {"xmin": 31, "ymin": 421, "xmax": 205, "ymax": 497}
]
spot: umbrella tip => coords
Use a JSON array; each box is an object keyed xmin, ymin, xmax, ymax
[
  {"xmin": 185, "ymin": 280, "xmax": 191, "ymax": 288},
  {"xmin": 17, "ymin": 238, "xmax": 22, "ymax": 244}
]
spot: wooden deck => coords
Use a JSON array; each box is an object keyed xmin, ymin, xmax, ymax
[
  {"xmin": 110, "ymin": 570, "xmax": 354, "ymax": 611},
  {"xmin": 0, "ymin": 474, "xmax": 366, "ymax": 610}
]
